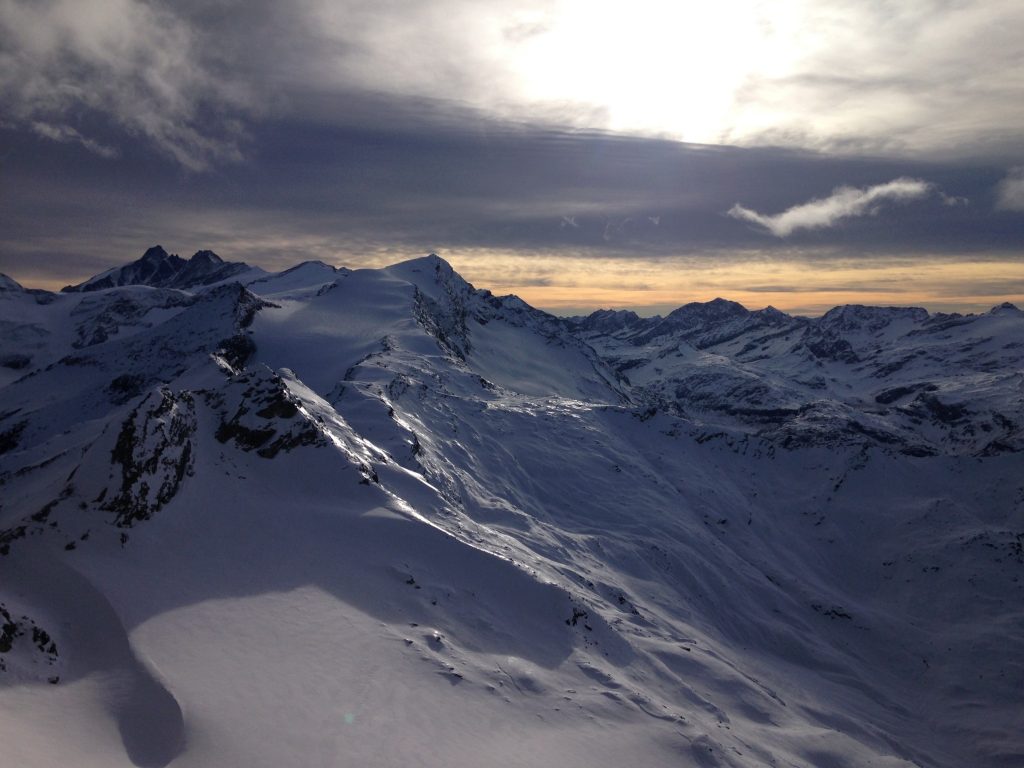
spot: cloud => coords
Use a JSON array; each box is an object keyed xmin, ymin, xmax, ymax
[
  {"xmin": 5, "ymin": 1, "xmax": 1023, "ymax": 170},
  {"xmin": 740, "ymin": 283, "xmax": 908, "ymax": 294},
  {"xmin": 1, "ymin": 110, "xmax": 1016, "ymax": 289},
  {"xmin": 0, "ymin": 0, "xmax": 252, "ymax": 170},
  {"xmin": 600, "ymin": 215, "xmax": 664, "ymax": 243},
  {"xmin": 297, "ymin": 0, "xmax": 1024, "ymax": 158},
  {"xmin": 725, "ymin": 2, "xmax": 1024, "ymax": 157},
  {"xmin": 727, "ymin": 178, "xmax": 933, "ymax": 237},
  {"xmin": 996, "ymin": 167, "xmax": 1024, "ymax": 211},
  {"xmin": 31, "ymin": 121, "xmax": 118, "ymax": 158}
]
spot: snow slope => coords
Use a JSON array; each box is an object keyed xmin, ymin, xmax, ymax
[{"xmin": 1, "ymin": 252, "xmax": 1021, "ymax": 768}]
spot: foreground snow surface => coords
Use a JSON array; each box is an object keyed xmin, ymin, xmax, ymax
[{"xmin": 0, "ymin": 254, "xmax": 1022, "ymax": 767}]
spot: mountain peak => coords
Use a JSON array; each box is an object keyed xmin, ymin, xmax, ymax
[
  {"xmin": 140, "ymin": 245, "xmax": 171, "ymax": 263},
  {"xmin": 190, "ymin": 250, "xmax": 223, "ymax": 265},
  {"xmin": 590, "ymin": 308, "xmax": 641, "ymax": 322},
  {"xmin": 989, "ymin": 301, "xmax": 1022, "ymax": 315},
  {"xmin": 385, "ymin": 254, "xmax": 469, "ymax": 301},
  {"xmin": 570, "ymin": 308, "xmax": 646, "ymax": 334},
  {"xmin": 0, "ymin": 273, "xmax": 25, "ymax": 292},
  {"xmin": 389, "ymin": 253, "xmax": 454, "ymax": 273},
  {"xmin": 819, "ymin": 304, "xmax": 929, "ymax": 333},
  {"xmin": 752, "ymin": 305, "xmax": 791, "ymax": 323},
  {"xmin": 666, "ymin": 297, "xmax": 749, "ymax": 323},
  {"xmin": 62, "ymin": 246, "xmax": 253, "ymax": 293}
]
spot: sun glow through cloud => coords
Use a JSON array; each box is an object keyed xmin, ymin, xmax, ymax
[
  {"xmin": 478, "ymin": 0, "xmax": 1024, "ymax": 153},
  {"xmin": 506, "ymin": 1, "xmax": 787, "ymax": 142}
]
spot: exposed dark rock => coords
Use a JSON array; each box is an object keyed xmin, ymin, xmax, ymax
[
  {"xmin": 108, "ymin": 374, "xmax": 147, "ymax": 404},
  {"xmin": 214, "ymin": 371, "xmax": 324, "ymax": 459},
  {"xmin": 62, "ymin": 246, "xmax": 255, "ymax": 293},
  {"xmin": 875, "ymin": 385, "xmax": 921, "ymax": 404},
  {"xmin": 916, "ymin": 393, "xmax": 968, "ymax": 424},
  {"xmin": 0, "ymin": 353, "xmax": 31, "ymax": 370},
  {"xmin": 0, "ymin": 603, "xmax": 59, "ymax": 674},
  {"xmin": 804, "ymin": 335, "xmax": 860, "ymax": 364},
  {"xmin": 217, "ymin": 333, "xmax": 256, "ymax": 371},
  {"xmin": 0, "ymin": 421, "xmax": 27, "ymax": 456},
  {"xmin": 103, "ymin": 389, "xmax": 197, "ymax": 528}
]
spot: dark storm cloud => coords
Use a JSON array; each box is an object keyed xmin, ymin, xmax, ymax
[
  {"xmin": 0, "ymin": 0, "xmax": 256, "ymax": 171},
  {"xmin": 2, "ymin": 106, "xmax": 1021, "ymax": 288}
]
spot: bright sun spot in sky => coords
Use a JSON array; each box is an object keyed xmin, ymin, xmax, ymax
[{"xmin": 505, "ymin": 1, "xmax": 803, "ymax": 143}]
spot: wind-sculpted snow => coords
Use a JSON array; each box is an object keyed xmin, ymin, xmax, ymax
[{"xmin": 0, "ymin": 251, "xmax": 1021, "ymax": 767}]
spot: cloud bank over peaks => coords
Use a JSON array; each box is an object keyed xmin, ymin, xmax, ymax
[
  {"xmin": 727, "ymin": 178, "xmax": 937, "ymax": 237},
  {"xmin": 0, "ymin": 0, "xmax": 253, "ymax": 171}
]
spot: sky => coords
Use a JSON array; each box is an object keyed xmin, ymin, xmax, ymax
[{"xmin": 1, "ymin": 0, "xmax": 1023, "ymax": 316}]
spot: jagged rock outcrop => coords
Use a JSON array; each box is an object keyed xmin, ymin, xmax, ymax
[{"xmin": 62, "ymin": 246, "xmax": 260, "ymax": 293}]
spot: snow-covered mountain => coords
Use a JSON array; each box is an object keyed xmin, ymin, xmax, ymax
[
  {"xmin": 61, "ymin": 246, "xmax": 266, "ymax": 293},
  {"xmin": 1, "ymin": 251, "xmax": 1021, "ymax": 768},
  {"xmin": 571, "ymin": 299, "xmax": 1024, "ymax": 456}
]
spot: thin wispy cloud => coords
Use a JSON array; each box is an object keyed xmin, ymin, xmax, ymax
[
  {"xmin": 722, "ymin": 2, "xmax": 1024, "ymax": 157},
  {"xmin": 996, "ymin": 167, "xmax": 1024, "ymax": 211},
  {"xmin": 727, "ymin": 178, "xmax": 934, "ymax": 237},
  {"xmin": 940, "ymin": 192, "xmax": 969, "ymax": 207},
  {"xmin": 0, "ymin": 0, "xmax": 252, "ymax": 170},
  {"xmin": 31, "ymin": 122, "xmax": 118, "ymax": 159}
]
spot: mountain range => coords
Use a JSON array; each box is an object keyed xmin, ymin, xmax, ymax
[
  {"xmin": 1, "ymin": 247, "xmax": 1021, "ymax": 768},
  {"xmin": 60, "ymin": 246, "xmax": 265, "ymax": 293}
]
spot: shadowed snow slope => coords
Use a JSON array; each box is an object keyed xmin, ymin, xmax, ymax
[{"xmin": 1, "ymin": 252, "xmax": 1021, "ymax": 768}]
